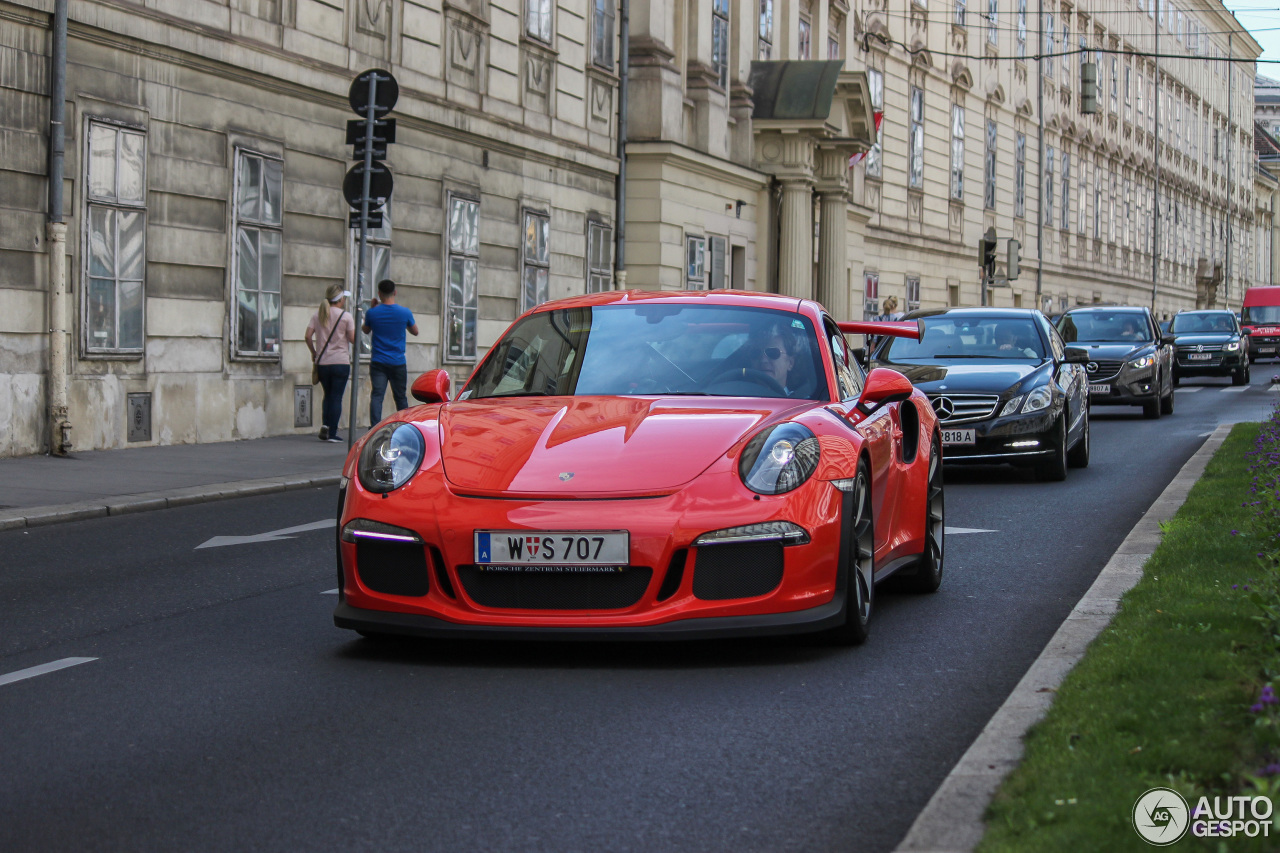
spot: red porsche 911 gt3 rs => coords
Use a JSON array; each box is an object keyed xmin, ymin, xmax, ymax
[{"xmin": 334, "ymin": 290, "xmax": 944, "ymax": 644}]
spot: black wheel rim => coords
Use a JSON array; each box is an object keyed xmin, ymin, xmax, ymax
[
  {"xmin": 852, "ymin": 472, "xmax": 873, "ymax": 623},
  {"xmin": 925, "ymin": 444, "xmax": 944, "ymax": 577}
]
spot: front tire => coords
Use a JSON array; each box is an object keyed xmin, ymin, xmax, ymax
[
  {"xmin": 1035, "ymin": 416, "xmax": 1068, "ymax": 482},
  {"xmin": 1232, "ymin": 362, "xmax": 1250, "ymax": 386},
  {"xmin": 1067, "ymin": 410, "xmax": 1090, "ymax": 468},
  {"xmin": 900, "ymin": 439, "xmax": 944, "ymax": 593},
  {"xmin": 827, "ymin": 461, "xmax": 874, "ymax": 645},
  {"xmin": 1142, "ymin": 376, "xmax": 1162, "ymax": 418},
  {"xmin": 1160, "ymin": 376, "xmax": 1175, "ymax": 415}
]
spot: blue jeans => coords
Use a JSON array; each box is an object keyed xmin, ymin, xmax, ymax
[
  {"xmin": 369, "ymin": 361, "xmax": 408, "ymax": 427},
  {"xmin": 316, "ymin": 363, "xmax": 350, "ymax": 436}
]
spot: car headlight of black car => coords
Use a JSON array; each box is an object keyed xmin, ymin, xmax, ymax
[
  {"xmin": 358, "ymin": 423, "xmax": 426, "ymax": 493},
  {"xmin": 739, "ymin": 423, "xmax": 820, "ymax": 495},
  {"xmin": 999, "ymin": 385, "xmax": 1053, "ymax": 416},
  {"xmin": 1225, "ymin": 340, "xmax": 1241, "ymax": 352},
  {"xmin": 1129, "ymin": 354, "xmax": 1155, "ymax": 369}
]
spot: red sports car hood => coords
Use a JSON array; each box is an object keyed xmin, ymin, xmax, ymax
[{"xmin": 438, "ymin": 396, "xmax": 803, "ymax": 497}]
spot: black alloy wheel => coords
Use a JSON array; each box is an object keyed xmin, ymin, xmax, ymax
[
  {"xmin": 828, "ymin": 460, "xmax": 874, "ymax": 645},
  {"xmin": 1172, "ymin": 371, "xmax": 1181, "ymax": 386},
  {"xmin": 1067, "ymin": 409, "xmax": 1090, "ymax": 468},
  {"xmin": 1160, "ymin": 373, "xmax": 1175, "ymax": 415},
  {"xmin": 1035, "ymin": 416, "xmax": 1069, "ymax": 482},
  {"xmin": 1232, "ymin": 361, "xmax": 1250, "ymax": 386},
  {"xmin": 900, "ymin": 438, "xmax": 944, "ymax": 593}
]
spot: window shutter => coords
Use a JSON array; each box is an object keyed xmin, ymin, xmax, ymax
[{"xmin": 709, "ymin": 237, "xmax": 726, "ymax": 289}]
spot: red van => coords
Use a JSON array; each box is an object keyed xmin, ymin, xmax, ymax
[{"xmin": 1242, "ymin": 286, "xmax": 1280, "ymax": 362}]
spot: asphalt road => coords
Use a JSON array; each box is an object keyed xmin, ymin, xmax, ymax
[{"xmin": 1, "ymin": 371, "xmax": 1277, "ymax": 852}]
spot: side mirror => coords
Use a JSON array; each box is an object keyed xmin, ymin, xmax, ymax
[
  {"xmin": 1063, "ymin": 347, "xmax": 1090, "ymax": 364},
  {"xmin": 855, "ymin": 367, "xmax": 914, "ymax": 415},
  {"xmin": 850, "ymin": 346, "xmax": 868, "ymax": 368},
  {"xmin": 410, "ymin": 369, "xmax": 451, "ymax": 404},
  {"xmin": 1241, "ymin": 328, "xmax": 1252, "ymax": 337},
  {"xmin": 1161, "ymin": 334, "xmax": 1178, "ymax": 345}
]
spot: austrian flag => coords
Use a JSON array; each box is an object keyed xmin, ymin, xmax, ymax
[{"xmin": 849, "ymin": 110, "xmax": 884, "ymax": 167}]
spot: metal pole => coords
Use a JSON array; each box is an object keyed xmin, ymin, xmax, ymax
[
  {"xmin": 46, "ymin": 0, "xmax": 70, "ymax": 455},
  {"xmin": 348, "ymin": 72, "xmax": 377, "ymax": 453},
  {"xmin": 1225, "ymin": 33, "xmax": 1234, "ymax": 311},
  {"xmin": 1035, "ymin": 0, "xmax": 1044, "ymax": 305},
  {"xmin": 1151, "ymin": 17, "xmax": 1161, "ymax": 311},
  {"xmin": 614, "ymin": 0, "xmax": 628, "ymax": 290}
]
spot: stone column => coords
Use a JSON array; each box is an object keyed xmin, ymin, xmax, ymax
[
  {"xmin": 815, "ymin": 147, "xmax": 852, "ymax": 320},
  {"xmin": 777, "ymin": 176, "xmax": 814, "ymax": 298}
]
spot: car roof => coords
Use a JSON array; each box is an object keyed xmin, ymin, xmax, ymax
[
  {"xmin": 1061, "ymin": 305, "xmax": 1150, "ymax": 314},
  {"xmin": 524, "ymin": 289, "xmax": 814, "ymax": 316},
  {"xmin": 1175, "ymin": 309, "xmax": 1233, "ymax": 314},
  {"xmin": 903, "ymin": 307, "xmax": 1043, "ymax": 319}
]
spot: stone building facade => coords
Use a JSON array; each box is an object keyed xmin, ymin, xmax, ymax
[{"xmin": 0, "ymin": 0, "xmax": 1265, "ymax": 457}]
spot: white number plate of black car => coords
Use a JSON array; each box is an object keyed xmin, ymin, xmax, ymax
[
  {"xmin": 941, "ymin": 428, "xmax": 975, "ymax": 446},
  {"xmin": 1089, "ymin": 383, "xmax": 1110, "ymax": 395},
  {"xmin": 1187, "ymin": 353, "xmax": 1213, "ymax": 361},
  {"xmin": 475, "ymin": 531, "xmax": 629, "ymax": 567}
]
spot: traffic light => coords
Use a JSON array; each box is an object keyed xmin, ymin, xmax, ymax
[
  {"xmin": 345, "ymin": 69, "xmax": 399, "ymax": 230},
  {"xmin": 1081, "ymin": 62, "xmax": 1098, "ymax": 114},
  {"xmin": 1007, "ymin": 238, "xmax": 1022, "ymax": 281},
  {"xmin": 979, "ymin": 229, "xmax": 998, "ymax": 279}
]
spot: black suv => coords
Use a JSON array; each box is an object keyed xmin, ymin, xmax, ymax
[
  {"xmin": 1168, "ymin": 310, "xmax": 1251, "ymax": 385},
  {"xmin": 1055, "ymin": 306, "xmax": 1175, "ymax": 419}
]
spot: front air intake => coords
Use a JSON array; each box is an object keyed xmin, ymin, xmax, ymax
[
  {"xmin": 356, "ymin": 539, "xmax": 431, "ymax": 597},
  {"xmin": 692, "ymin": 542, "xmax": 784, "ymax": 600}
]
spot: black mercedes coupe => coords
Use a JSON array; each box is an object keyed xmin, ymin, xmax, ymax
[{"xmin": 871, "ymin": 308, "xmax": 1090, "ymax": 481}]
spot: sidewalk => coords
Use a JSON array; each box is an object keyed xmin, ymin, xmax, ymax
[{"xmin": 0, "ymin": 435, "xmax": 351, "ymax": 530}]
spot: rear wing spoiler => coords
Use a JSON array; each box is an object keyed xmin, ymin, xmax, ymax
[{"xmin": 836, "ymin": 320, "xmax": 923, "ymax": 340}]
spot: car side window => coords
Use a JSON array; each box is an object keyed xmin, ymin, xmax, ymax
[
  {"xmin": 1046, "ymin": 321, "xmax": 1066, "ymax": 361},
  {"xmin": 823, "ymin": 317, "xmax": 864, "ymax": 401}
]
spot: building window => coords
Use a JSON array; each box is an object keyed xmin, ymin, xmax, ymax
[
  {"xmin": 1014, "ymin": 131, "xmax": 1025, "ymax": 218},
  {"xmin": 828, "ymin": 11, "xmax": 842, "ymax": 59},
  {"xmin": 866, "ymin": 69, "xmax": 884, "ymax": 178},
  {"xmin": 592, "ymin": 0, "xmax": 615, "ymax": 68},
  {"xmin": 526, "ymin": 0, "xmax": 552, "ymax": 43},
  {"xmin": 909, "ymin": 87, "xmax": 924, "ymax": 189},
  {"xmin": 686, "ymin": 235, "xmax": 707, "ymax": 289},
  {"xmin": 1136, "ymin": 71, "xmax": 1144, "ymax": 119},
  {"xmin": 758, "ymin": 0, "xmax": 773, "ymax": 59},
  {"xmin": 906, "ymin": 276, "xmax": 921, "ymax": 312},
  {"xmin": 955, "ymin": 0, "xmax": 966, "ymax": 28},
  {"xmin": 950, "ymin": 104, "xmax": 965, "ymax": 200},
  {"xmin": 587, "ymin": 221, "xmax": 613, "ymax": 292},
  {"xmin": 1061, "ymin": 153, "xmax": 1070, "ymax": 231},
  {"xmin": 864, "ymin": 271, "xmax": 879, "ymax": 318},
  {"xmin": 350, "ymin": 209, "xmax": 392, "ymax": 355},
  {"xmin": 986, "ymin": 0, "xmax": 997, "ymax": 46},
  {"xmin": 984, "ymin": 119, "xmax": 997, "ymax": 209},
  {"xmin": 1124, "ymin": 66, "xmax": 1132, "ymax": 122},
  {"xmin": 232, "ymin": 149, "xmax": 283, "ymax": 357},
  {"xmin": 84, "ymin": 120, "xmax": 146, "ymax": 354},
  {"xmin": 798, "ymin": 4, "xmax": 812, "ymax": 60},
  {"xmin": 1044, "ymin": 146, "xmax": 1054, "ymax": 227},
  {"xmin": 1061, "ymin": 22, "xmax": 1070, "ymax": 85},
  {"xmin": 1078, "ymin": 159, "xmax": 1087, "ymax": 236},
  {"xmin": 1110, "ymin": 56, "xmax": 1118, "ymax": 113},
  {"xmin": 521, "ymin": 210, "xmax": 550, "ymax": 313},
  {"xmin": 1093, "ymin": 164, "xmax": 1102, "ymax": 239},
  {"xmin": 446, "ymin": 194, "xmax": 480, "ymax": 361},
  {"xmin": 712, "ymin": 0, "xmax": 729, "ymax": 88},
  {"xmin": 1043, "ymin": 14, "xmax": 1054, "ymax": 78},
  {"xmin": 1016, "ymin": 0, "xmax": 1026, "ymax": 59}
]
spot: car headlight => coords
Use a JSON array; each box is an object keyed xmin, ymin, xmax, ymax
[
  {"xmin": 1225, "ymin": 340, "xmax": 1240, "ymax": 352},
  {"xmin": 1129, "ymin": 355, "xmax": 1155, "ymax": 369},
  {"xmin": 357, "ymin": 423, "xmax": 425, "ymax": 493},
  {"xmin": 738, "ymin": 423, "xmax": 820, "ymax": 495},
  {"xmin": 1020, "ymin": 386, "xmax": 1053, "ymax": 413},
  {"xmin": 1000, "ymin": 395, "xmax": 1024, "ymax": 417}
]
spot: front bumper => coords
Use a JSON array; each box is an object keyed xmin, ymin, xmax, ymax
[
  {"xmin": 1174, "ymin": 351, "xmax": 1244, "ymax": 376},
  {"xmin": 1249, "ymin": 336, "xmax": 1280, "ymax": 359},
  {"xmin": 939, "ymin": 409, "xmax": 1059, "ymax": 465},
  {"xmin": 1084, "ymin": 368, "xmax": 1158, "ymax": 406}
]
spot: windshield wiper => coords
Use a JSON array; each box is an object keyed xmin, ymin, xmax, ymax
[{"xmin": 483, "ymin": 390, "xmax": 553, "ymax": 398}]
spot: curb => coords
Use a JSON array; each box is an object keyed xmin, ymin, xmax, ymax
[
  {"xmin": 893, "ymin": 422, "xmax": 1234, "ymax": 853},
  {"xmin": 0, "ymin": 473, "xmax": 343, "ymax": 531}
]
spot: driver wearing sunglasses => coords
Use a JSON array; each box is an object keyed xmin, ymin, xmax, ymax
[{"xmin": 752, "ymin": 330, "xmax": 796, "ymax": 394}]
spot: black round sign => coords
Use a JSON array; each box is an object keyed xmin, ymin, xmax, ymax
[
  {"xmin": 343, "ymin": 163, "xmax": 393, "ymax": 210},
  {"xmin": 349, "ymin": 69, "xmax": 399, "ymax": 116}
]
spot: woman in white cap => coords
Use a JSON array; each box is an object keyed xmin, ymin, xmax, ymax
[{"xmin": 305, "ymin": 284, "xmax": 356, "ymax": 441}]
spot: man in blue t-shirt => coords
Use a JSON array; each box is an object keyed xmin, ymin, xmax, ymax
[{"xmin": 362, "ymin": 279, "xmax": 419, "ymax": 427}]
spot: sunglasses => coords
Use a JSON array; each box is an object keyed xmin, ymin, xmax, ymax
[{"xmin": 759, "ymin": 346, "xmax": 784, "ymax": 360}]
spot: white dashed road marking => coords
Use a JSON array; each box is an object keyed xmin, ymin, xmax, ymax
[
  {"xmin": 321, "ymin": 589, "xmax": 339, "ymax": 595},
  {"xmin": 945, "ymin": 527, "xmax": 998, "ymax": 535},
  {"xmin": 197, "ymin": 519, "xmax": 336, "ymax": 549},
  {"xmin": 1269, "ymin": 384, "xmax": 1280, "ymax": 393},
  {"xmin": 1221, "ymin": 386, "xmax": 1249, "ymax": 393},
  {"xmin": 1175, "ymin": 387, "xmax": 1202, "ymax": 392},
  {"xmin": 0, "ymin": 657, "xmax": 97, "ymax": 688}
]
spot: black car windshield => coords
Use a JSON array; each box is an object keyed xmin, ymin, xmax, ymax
[
  {"xmin": 1057, "ymin": 311, "xmax": 1153, "ymax": 343},
  {"xmin": 1171, "ymin": 312, "xmax": 1237, "ymax": 334},
  {"xmin": 879, "ymin": 316, "xmax": 1047, "ymax": 360},
  {"xmin": 463, "ymin": 304, "xmax": 828, "ymax": 401},
  {"xmin": 1242, "ymin": 305, "xmax": 1280, "ymax": 325}
]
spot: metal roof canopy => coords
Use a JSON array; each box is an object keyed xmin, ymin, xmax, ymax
[{"xmin": 749, "ymin": 60, "xmax": 844, "ymax": 121}]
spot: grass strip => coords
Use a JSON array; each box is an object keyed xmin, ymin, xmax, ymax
[{"xmin": 977, "ymin": 424, "xmax": 1279, "ymax": 852}]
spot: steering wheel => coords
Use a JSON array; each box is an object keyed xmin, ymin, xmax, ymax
[{"xmin": 708, "ymin": 367, "xmax": 786, "ymax": 396}]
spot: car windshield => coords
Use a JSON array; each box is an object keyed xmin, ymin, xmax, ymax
[
  {"xmin": 1242, "ymin": 305, "xmax": 1280, "ymax": 325},
  {"xmin": 463, "ymin": 304, "xmax": 828, "ymax": 401},
  {"xmin": 1171, "ymin": 312, "xmax": 1236, "ymax": 334},
  {"xmin": 1056, "ymin": 311, "xmax": 1153, "ymax": 343},
  {"xmin": 879, "ymin": 316, "xmax": 1047, "ymax": 361}
]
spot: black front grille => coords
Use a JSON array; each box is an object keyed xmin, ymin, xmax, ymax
[
  {"xmin": 692, "ymin": 542, "xmax": 785, "ymax": 601},
  {"xmin": 456, "ymin": 566, "xmax": 652, "ymax": 610},
  {"xmin": 1085, "ymin": 360, "xmax": 1124, "ymax": 381},
  {"xmin": 356, "ymin": 539, "xmax": 431, "ymax": 597},
  {"xmin": 1177, "ymin": 354, "xmax": 1224, "ymax": 366}
]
